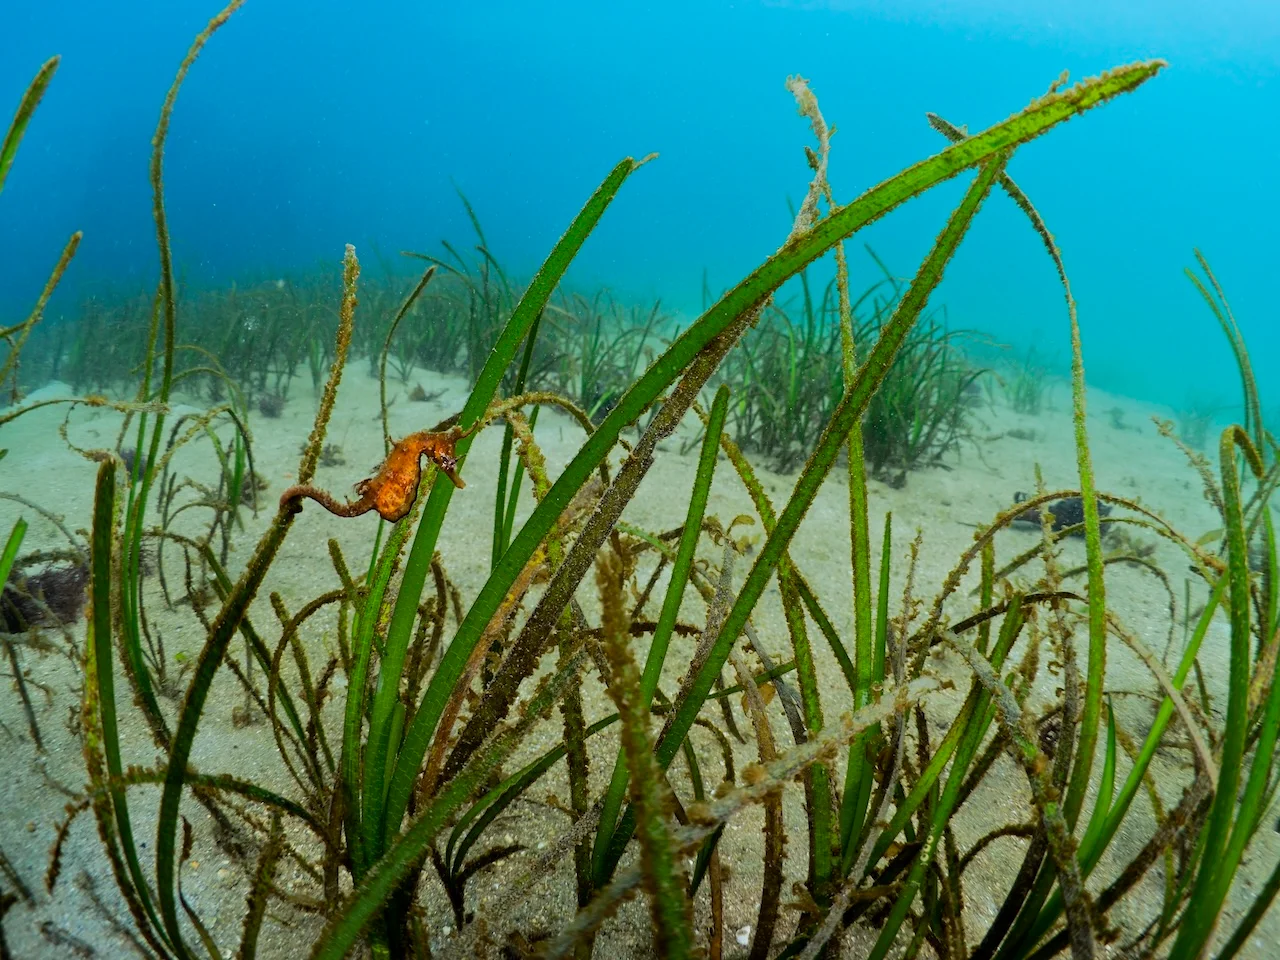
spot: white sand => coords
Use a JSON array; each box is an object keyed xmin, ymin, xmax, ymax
[{"xmin": 1, "ymin": 362, "xmax": 1276, "ymax": 958}]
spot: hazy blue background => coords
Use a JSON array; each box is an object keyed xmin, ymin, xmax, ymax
[{"xmin": 2, "ymin": 0, "xmax": 1276, "ymax": 410}]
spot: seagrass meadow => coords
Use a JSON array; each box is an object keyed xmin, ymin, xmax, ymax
[{"xmin": 4, "ymin": 4, "xmax": 1280, "ymax": 959}]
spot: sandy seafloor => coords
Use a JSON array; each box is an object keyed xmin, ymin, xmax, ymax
[{"xmin": 1, "ymin": 360, "xmax": 1278, "ymax": 959}]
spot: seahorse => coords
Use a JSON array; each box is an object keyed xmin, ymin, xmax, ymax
[{"xmin": 280, "ymin": 425, "xmax": 466, "ymax": 522}]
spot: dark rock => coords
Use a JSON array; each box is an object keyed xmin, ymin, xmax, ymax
[
  {"xmin": 258, "ymin": 393, "xmax": 286, "ymax": 418},
  {"xmin": 2, "ymin": 563, "xmax": 89, "ymax": 632},
  {"xmin": 1011, "ymin": 492, "xmax": 1112, "ymax": 537}
]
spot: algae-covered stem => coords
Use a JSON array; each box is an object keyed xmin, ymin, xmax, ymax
[{"xmin": 154, "ymin": 237, "xmax": 356, "ymax": 960}]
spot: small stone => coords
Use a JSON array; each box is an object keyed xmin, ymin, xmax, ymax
[
  {"xmin": 736, "ymin": 925, "xmax": 752, "ymax": 947},
  {"xmin": 189, "ymin": 860, "xmax": 200, "ymax": 871},
  {"xmin": 217, "ymin": 868, "xmax": 230, "ymax": 881},
  {"xmin": 25, "ymin": 822, "xmax": 35, "ymax": 833}
]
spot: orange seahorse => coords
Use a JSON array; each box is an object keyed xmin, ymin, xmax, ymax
[{"xmin": 280, "ymin": 424, "xmax": 467, "ymax": 522}]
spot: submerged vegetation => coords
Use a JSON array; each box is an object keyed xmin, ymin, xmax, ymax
[
  {"xmin": 18, "ymin": 205, "xmax": 670, "ymax": 437},
  {"xmin": 713, "ymin": 255, "xmax": 986, "ymax": 482},
  {"xmin": 1002, "ymin": 346, "xmax": 1053, "ymax": 417},
  {"xmin": 4, "ymin": 8, "xmax": 1280, "ymax": 960}
]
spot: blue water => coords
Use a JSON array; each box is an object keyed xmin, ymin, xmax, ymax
[{"xmin": 3, "ymin": 0, "xmax": 1276, "ymax": 411}]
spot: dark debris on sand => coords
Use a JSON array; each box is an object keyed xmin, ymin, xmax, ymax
[{"xmin": 1, "ymin": 563, "xmax": 89, "ymax": 633}]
